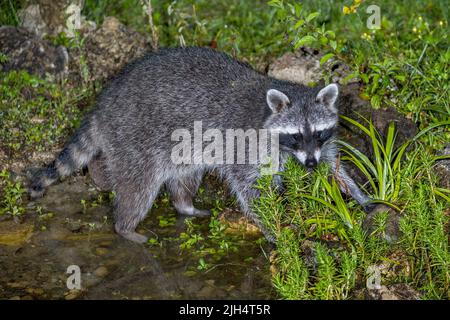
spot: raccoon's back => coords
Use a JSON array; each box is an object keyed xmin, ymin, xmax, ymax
[{"xmin": 94, "ymin": 47, "xmax": 269, "ymax": 130}]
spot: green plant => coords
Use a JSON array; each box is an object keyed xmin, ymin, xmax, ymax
[
  {"xmin": 398, "ymin": 151, "xmax": 450, "ymax": 299},
  {"xmin": 197, "ymin": 257, "xmax": 209, "ymax": 270},
  {"xmin": 268, "ymin": 0, "xmax": 337, "ymax": 51},
  {"xmin": 0, "ymin": 170, "xmax": 25, "ymax": 216},
  {"xmin": 338, "ymin": 116, "xmax": 407, "ymax": 203},
  {"xmin": 253, "ymin": 117, "xmax": 449, "ymax": 299},
  {"xmin": 0, "ymin": 70, "xmax": 86, "ymax": 158},
  {"xmin": 338, "ymin": 116, "xmax": 450, "ymax": 204},
  {"xmin": 0, "ymin": 52, "xmax": 8, "ymax": 64},
  {"xmin": 0, "ymin": 0, "xmax": 21, "ymax": 26}
]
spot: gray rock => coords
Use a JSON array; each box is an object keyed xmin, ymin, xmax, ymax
[
  {"xmin": 0, "ymin": 16, "xmax": 148, "ymax": 84},
  {"xmin": 363, "ymin": 204, "xmax": 401, "ymax": 243},
  {"xmin": 0, "ymin": 26, "xmax": 69, "ymax": 80},
  {"xmin": 268, "ymin": 47, "xmax": 356, "ymax": 86},
  {"xmin": 19, "ymin": 0, "xmax": 86, "ymax": 38},
  {"xmin": 436, "ymin": 144, "xmax": 450, "ymax": 189},
  {"xmin": 365, "ymin": 284, "xmax": 421, "ymax": 300},
  {"xmin": 68, "ymin": 16, "xmax": 149, "ymax": 83},
  {"xmin": 19, "ymin": 4, "xmax": 49, "ymax": 37}
]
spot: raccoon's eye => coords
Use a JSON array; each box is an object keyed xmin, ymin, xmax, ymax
[
  {"xmin": 318, "ymin": 129, "xmax": 333, "ymax": 142},
  {"xmin": 279, "ymin": 133, "xmax": 301, "ymax": 150}
]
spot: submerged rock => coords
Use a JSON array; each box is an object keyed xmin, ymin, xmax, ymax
[
  {"xmin": 220, "ymin": 209, "xmax": 262, "ymax": 236},
  {"xmin": 64, "ymin": 289, "xmax": 83, "ymax": 300},
  {"xmin": 93, "ymin": 266, "xmax": 109, "ymax": 278},
  {"xmin": 0, "ymin": 220, "xmax": 34, "ymax": 246}
]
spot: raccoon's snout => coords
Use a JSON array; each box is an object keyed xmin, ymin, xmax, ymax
[
  {"xmin": 293, "ymin": 150, "xmax": 320, "ymax": 169},
  {"xmin": 305, "ymin": 158, "xmax": 317, "ymax": 168}
]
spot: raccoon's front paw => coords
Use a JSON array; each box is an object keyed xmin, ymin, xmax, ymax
[
  {"xmin": 259, "ymin": 226, "xmax": 276, "ymax": 244},
  {"xmin": 191, "ymin": 208, "xmax": 211, "ymax": 217},
  {"xmin": 176, "ymin": 206, "xmax": 211, "ymax": 217},
  {"xmin": 363, "ymin": 204, "xmax": 401, "ymax": 243},
  {"xmin": 264, "ymin": 233, "xmax": 276, "ymax": 244}
]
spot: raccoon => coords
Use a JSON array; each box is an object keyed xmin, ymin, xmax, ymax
[{"xmin": 30, "ymin": 47, "xmax": 373, "ymax": 243}]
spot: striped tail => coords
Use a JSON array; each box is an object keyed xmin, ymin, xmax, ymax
[{"xmin": 29, "ymin": 121, "xmax": 99, "ymax": 199}]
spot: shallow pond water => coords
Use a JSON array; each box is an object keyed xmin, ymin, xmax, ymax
[{"xmin": 0, "ymin": 175, "xmax": 275, "ymax": 299}]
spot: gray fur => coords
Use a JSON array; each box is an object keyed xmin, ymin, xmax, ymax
[{"xmin": 30, "ymin": 47, "xmax": 371, "ymax": 243}]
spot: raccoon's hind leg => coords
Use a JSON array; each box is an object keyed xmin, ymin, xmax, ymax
[
  {"xmin": 113, "ymin": 177, "xmax": 163, "ymax": 243},
  {"xmin": 166, "ymin": 172, "xmax": 210, "ymax": 217},
  {"xmin": 87, "ymin": 153, "xmax": 112, "ymax": 191}
]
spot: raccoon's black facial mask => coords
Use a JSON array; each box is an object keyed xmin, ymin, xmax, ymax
[
  {"xmin": 279, "ymin": 132, "xmax": 302, "ymax": 151},
  {"xmin": 314, "ymin": 128, "xmax": 335, "ymax": 145},
  {"xmin": 278, "ymin": 128, "xmax": 336, "ymax": 152},
  {"xmin": 278, "ymin": 126, "xmax": 336, "ymax": 169}
]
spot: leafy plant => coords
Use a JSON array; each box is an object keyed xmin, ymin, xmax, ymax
[
  {"xmin": 338, "ymin": 116, "xmax": 407, "ymax": 203},
  {"xmin": 0, "ymin": 170, "xmax": 25, "ymax": 216}
]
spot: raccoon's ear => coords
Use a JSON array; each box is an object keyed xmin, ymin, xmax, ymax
[
  {"xmin": 316, "ymin": 84, "xmax": 339, "ymax": 113},
  {"xmin": 266, "ymin": 89, "xmax": 290, "ymax": 113}
]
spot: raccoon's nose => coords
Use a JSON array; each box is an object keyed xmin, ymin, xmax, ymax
[{"xmin": 305, "ymin": 158, "xmax": 317, "ymax": 168}]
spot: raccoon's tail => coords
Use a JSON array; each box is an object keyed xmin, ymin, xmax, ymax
[{"xmin": 29, "ymin": 120, "xmax": 99, "ymax": 199}]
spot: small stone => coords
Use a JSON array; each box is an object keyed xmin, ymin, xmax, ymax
[
  {"xmin": 99, "ymin": 241, "xmax": 112, "ymax": 247},
  {"xmin": 205, "ymin": 279, "xmax": 215, "ymax": 286},
  {"xmin": 65, "ymin": 290, "xmax": 82, "ymax": 300},
  {"xmin": 25, "ymin": 287, "xmax": 45, "ymax": 296},
  {"xmin": 95, "ymin": 247, "xmax": 109, "ymax": 255},
  {"xmin": 225, "ymin": 285, "xmax": 235, "ymax": 292},
  {"xmin": 196, "ymin": 285, "xmax": 216, "ymax": 299},
  {"xmin": 183, "ymin": 270, "xmax": 197, "ymax": 277},
  {"xmin": 93, "ymin": 266, "xmax": 109, "ymax": 278},
  {"xmin": 7, "ymin": 281, "xmax": 27, "ymax": 289}
]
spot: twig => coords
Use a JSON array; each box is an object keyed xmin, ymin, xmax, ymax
[{"xmin": 142, "ymin": 0, "xmax": 159, "ymax": 51}]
